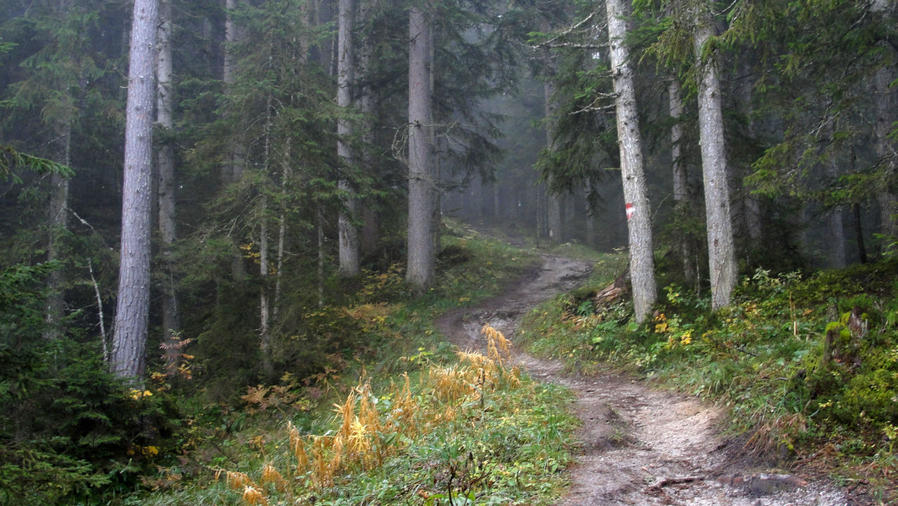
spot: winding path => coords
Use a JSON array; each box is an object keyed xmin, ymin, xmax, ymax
[{"xmin": 437, "ymin": 254, "xmax": 852, "ymax": 505}]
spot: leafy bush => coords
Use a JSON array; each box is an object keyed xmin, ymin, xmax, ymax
[
  {"xmin": 518, "ymin": 255, "xmax": 898, "ymax": 498},
  {"xmin": 0, "ymin": 262, "xmax": 183, "ymax": 504}
]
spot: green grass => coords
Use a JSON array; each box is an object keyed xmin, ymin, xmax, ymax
[
  {"xmin": 518, "ymin": 255, "xmax": 898, "ymax": 501},
  {"xmin": 133, "ymin": 223, "xmax": 578, "ymax": 505}
]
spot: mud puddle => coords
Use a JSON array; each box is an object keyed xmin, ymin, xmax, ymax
[{"xmin": 436, "ymin": 254, "xmax": 854, "ymax": 505}]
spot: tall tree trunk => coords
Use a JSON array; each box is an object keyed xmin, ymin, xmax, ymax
[
  {"xmin": 872, "ymin": 0, "xmax": 897, "ymax": 243},
  {"xmin": 337, "ymin": 0, "xmax": 359, "ymax": 276},
  {"xmin": 224, "ymin": 0, "xmax": 247, "ymax": 281},
  {"xmin": 607, "ymin": 0, "xmax": 656, "ymax": 323},
  {"xmin": 428, "ymin": 22, "xmax": 441, "ymax": 256},
  {"xmin": 406, "ymin": 5, "xmax": 435, "ymax": 289},
  {"xmin": 259, "ymin": 94, "xmax": 274, "ymax": 380},
  {"xmin": 45, "ymin": 118, "xmax": 71, "ymax": 340},
  {"xmin": 357, "ymin": 0, "xmax": 378, "ymax": 256},
  {"xmin": 273, "ymin": 143, "xmax": 291, "ymax": 324},
  {"xmin": 223, "ymin": 0, "xmax": 245, "ymax": 183},
  {"xmin": 156, "ymin": 0, "xmax": 180, "ymax": 375},
  {"xmin": 112, "ymin": 0, "xmax": 159, "ymax": 380},
  {"xmin": 669, "ymin": 78, "xmax": 695, "ymax": 284},
  {"xmin": 738, "ymin": 65, "xmax": 762, "ymax": 246},
  {"xmin": 694, "ymin": 9, "xmax": 737, "ymax": 310},
  {"xmin": 543, "ymin": 80, "xmax": 563, "ymax": 244}
]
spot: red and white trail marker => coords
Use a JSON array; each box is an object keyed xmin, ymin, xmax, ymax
[{"xmin": 625, "ymin": 202, "xmax": 635, "ymax": 220}]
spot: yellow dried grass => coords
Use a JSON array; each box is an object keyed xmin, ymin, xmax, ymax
[
  {"xmin": 260, "ymin": 463, "xmax": 286, "ymax": 492},
  {"xmin": 242, "ymin": 485, "xmax": 268, "ymax": 505}
]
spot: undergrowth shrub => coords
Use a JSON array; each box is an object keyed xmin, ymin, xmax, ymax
[
  {"xmin": 209, "ymin": 325, "xmax": 571, "ymax": 505},
  {"xmin": 0, "ymin": 262, "xmax": 184, "ymax": 504},
  {"xmin": 518, "ymin": 255, "xmax": 898, "ymax": 497}
]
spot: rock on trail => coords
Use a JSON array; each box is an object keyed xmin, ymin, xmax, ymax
[{"xmin": 436, "ymin": 254, "xmax": 853, "ymax": 505}]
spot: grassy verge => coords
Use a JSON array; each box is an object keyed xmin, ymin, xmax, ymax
[
  {"xmin": 133, "ymin": 223, "xmax": 578, "ymax": 505},
  {"xmin": 518, "ymin": 254, "xmax": 898, "ymax": 501}
]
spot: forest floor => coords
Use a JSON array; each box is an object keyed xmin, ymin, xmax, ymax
[{"xmin": 436, "ymin": 254, "xmax": 855, "ymax": 505}]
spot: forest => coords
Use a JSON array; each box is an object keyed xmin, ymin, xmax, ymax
[{"xmin": 1, "ymin": 0, "xmax": 897, "ymax": 503}]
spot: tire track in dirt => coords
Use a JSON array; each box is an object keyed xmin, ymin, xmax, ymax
[{"xmin": 436, "ymin": 254, "xmax": 854, "ymax": 505}]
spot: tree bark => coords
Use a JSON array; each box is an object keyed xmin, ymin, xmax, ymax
[
  {"xmin": 337, "ymin": 0, "xmax": 360, "ymax": 276},
  {"xmin": 112, "ymin": 0, "xmax": 159, "ymax": 380},
  {"xmin": 669, "ymin": 78, "xmax": 695, "ymax": 284},
  {"xmin": 156, "ymin": 0, "xmax": 181, "ymax": 375},
  {"xmin": 607, "ymin": 0, "xmax": 656, "ymax": 323},
  {"xmin": 694, "ymin": 9, "xmax": 737, "ymax": 310},
  {"xmin": 223, "ymin": 0, "xmax": 246, "ymax": 184},
  {"xmin": 738, "ymin": 65, "xmax": 762, "ymax": 245},
  {"xmin": 45, "ymin": 118, "xmax": 71, "ymax": 339},
  {"xmin": 259, "ymin": 93, "xmax": 273, "ymax": 380},
  {"xmin": 870, "ymin": 0, "xmax": 897, "ymax": 244},
  {"xmin": 543, "ymin": 80, "xmax": 563, "ymax": 244},
  {"xmin": 357, "ymin": 0, "xmax": 378, "ymax": 256},
  {"xmin": 406, "ymin": 5, "xmax": 435, "ymax": 289},
  {"xmin": 826, "ymin": 158, "xmax": 847, "ymax": 268}
]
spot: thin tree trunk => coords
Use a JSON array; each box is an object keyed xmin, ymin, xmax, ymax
[
  {"xmin": 694, "ymin": 9, "xmax": 737, "ymax": 310},
  {"xmin": 357, "ymin": 0, "xmax": 377, "ymax": 256},
  {"xmin": 112, "ymin": 0, "xmax": 159, "ymax": 380},
  {"xmin": 738, "ymin": 65, "xmax": 762, "ymax": 245},
  {"xmin": 607, "ymin": 0, "xmax": 656, "ymax": 322},
  {"xmin": 223, "ymin": 0, "xmax": 245, "ymax": 184},
  {"xmin": 872, "ymin": 0, "xmax": 897, "ymax": 242},
  {"xmin": 406, "ymin": 5, "xmax": 435, "ymax": 289},
  {"xmin": 45, "ymin": 118, "xmax": 71, "ymax": 340},
  {"xmin": 317, "ymin": 206, "xmax": 325, "ymax": 306},
  {"xmin": 535, "ymin": 182, "xmax": 544, "ymax": 246},
  {"xmin": 855, "ymin": 203, "xmax": 868, "ymax": 264},
  {"xmin": 259, "ymin": 93, "xmax": 273, "ymax": 379},
  {"xmin": 223, "ymin": 0, "xmax": 247, "ymax": 282},
  {"xmin": 825, "ymin": 124, "xmax": 847, "ymax": 268},
  {"xmin": 156, "ymin": 0, "xmax": 180, "ymax": 375},
  {"xmin": 337, "ymin": 0, "xmax": 359, "ymax": 276},
  {"xmin": 273, "ymin": 144, "xmax": 291, "ymax": 324},
  {"xmin": 669, "ymin": 78, "xmax": 695, "ymax": 284},
  {"xmin": 88, "ymin": 259, "xmax": 108, "ymax": 362},
  {"xmin": 543, "ymin": 80, "xmax": 563, "ymax": 244}
]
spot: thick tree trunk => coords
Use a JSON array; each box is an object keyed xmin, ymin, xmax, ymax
[
  {"xmin": 669, "ymin": 78, "xmax": 695, "ymax": 284},
  {"xmin": 694, "ymin": 10, "xmax": 737, "ymax": 310},
  {"xmin": 112, "ymin": 0, "xmax": 159, "ymax": 380},
  {"xmin": 337, "ymin": 0, "xmax": 359, "ymax": 276},
  {"xmin": 607, "ymin": 0, "xmax": 656, "ymax": 323},
  {"xmin": 406, "ymin": 5, "xmax": 435, "ymax": 289},
  {"xmin": 156, "ymin": 0, "xmax": 180, "ymax": 375}
]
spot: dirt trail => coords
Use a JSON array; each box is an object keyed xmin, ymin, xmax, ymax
[{"xmin": 436, "ymin": 254, "xmax": 852, "ymax": 505}]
